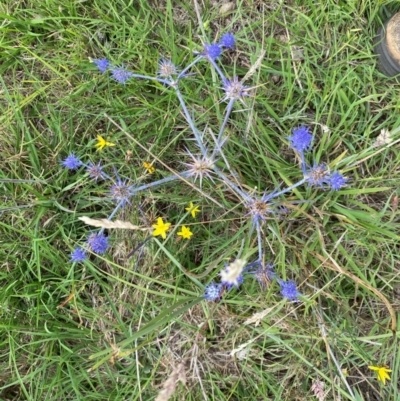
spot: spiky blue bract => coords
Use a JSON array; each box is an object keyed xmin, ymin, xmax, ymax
[
  {"xmin": 278, "ymin": 280, "xmax": 300, "ymax": 301},
  {"xmin": 158, "ymin": 59, "xmax": 177, "ymax": 78},
  {"xmin": 110, "ymin": 66, "xmax": 134, "ymax": 84},
  {"xmin": 87, "ymin": 233, "xmax": 109, "ymax": 254},
  {"xmin": 87, "ymin": 162, "xmax": 104, "ymax": 181},
  {"xmin": 329, "ymin": 171, "xmax": 348, "ymax": 190},
  {"xmin": 287, "ymin": 126, "xmax": 313, "ymax": 153},
  {"xmin": 245, "ymin": 190, "xmax": 279, "ymax": 225},
  {"xmin": 223, "ymin": 76, "xmax": 249, "ymax": 101},
  {"xmin": 70, "ymin": 247, "xmax": 86, "ymax": 262},
  {"xmin": 251, "ymin": 262, "xmax": 276, "ymax": 288},
  {"xmin": 203, "ymin": 43, "xmax": 222, "ymax": 60},
  {"xmin": 305, "ymin": 163, "xmax": 330, "ymax": 187},
  {"xmin": 110, "ymin": 178, "xmax": 132, "ymax": 206},
  {"xmin": 93, "ymin": 58, "xmax": 109, "ymax": 73},
  {"xmin": 219, "ymin": 33, "xmax": 235, "ymax": 49},
  {"xmin": 203, "ymin": 282, "xmax": 223, "ymax": 301},
  {"xmin": 62, "ymin": 154, "xmax": 82, "ymax": 170}
]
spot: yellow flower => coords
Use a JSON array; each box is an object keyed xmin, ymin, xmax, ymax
[
  {"xmin": 368, "ymin": 365, "xmax": 392, "ymax": 385},
  {"xmin": 95, "ymin": 135, "xmax": 115, "ymax": 151},
  {"xmin": 177, "ymin": 225, "xmax": 193, "ymax": 239},
  {"xmin": 152, "ymin": 217, "xmax": 171, "ymax": 239},
  {"xmin": 143, "ymin": 161, "xmax": 155, "ymax": 174},
  {"xmin": 185, "ymin": 202, "xmax": 200, "ymax": 218}
]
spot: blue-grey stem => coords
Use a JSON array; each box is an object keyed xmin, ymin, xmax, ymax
[
  {"xmin": 129, "ymin": 171, "xmax": 191, "ymax": 196},
  {"xmin": 212, "ymin": 98, "xmax": 235, "ymax": 159},
  {"xmin": 130, "ymin": 73, "xmax": 170, "ymax": 86},
  {"xmin": 268, "ymin": 177, "xmax": 307, "ymax": 200},
  {"xmin": 177, "ymin": 56, "xmax": 202, "ymax": 79},
  {"xmin": 174, "ymin": 87, "xmax": 208, "ymax": 157},
  {"xmin": 208, "ymin": 58, "xmax": 227, "ymax": 82},
  {"xmin": 213, "ymin": 166, "xmax": 251, "ymax": 202},
  {"xmin": 256, "ymin": 221, "xmax": 263, "ymax": 261},
  {"xmin": 98, "ymin": 199, "xmax": 126, "ymax": 235},
  {"xmin": 300, "ymin": 153, "xmax": 307, "ymax": 175}
]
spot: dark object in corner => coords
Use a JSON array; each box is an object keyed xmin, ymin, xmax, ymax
[{"xmin": 375, "ymin": 12, "xmax": 400, "ymax": 77}]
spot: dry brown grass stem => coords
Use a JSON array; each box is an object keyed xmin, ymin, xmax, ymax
[{"xmin": 154, "ymin": 363, "xmax": 186, "ymax": 401}]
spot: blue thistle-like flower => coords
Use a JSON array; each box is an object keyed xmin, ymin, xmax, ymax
[
  {"xmin": 181, "ymin": 149, "xmax": 215, "ymax": 188},
  {"xmin": 70, "ymin": 247, "xmax": 86, "ymax": 263},
  {"xmin": 223, "ymin": 76, "xmax": 249, "ymax": 101},
  {"xmin": 158, "ymin": 59, "xmax": 178, "ymax": 78},
  {"xmin": 278, "ymin": 280, "xmax": 300, "ymax": 301},
  {"xmin": 329, "ymin": 171, "xmax": 348, "ymax": 191},
  {"xmin": 287, "ymin": 126, "xmax": 313, "ymax": 153},
  {"xmin": 62, "ymin": 153, "xmax": 82, "ymax": 170},
  {"xmin": 93, "ymin": 58, "xmax": 109, "ymax": 73},
  {"xmin": 203, "ymin": 282, "xmax": 223, "ymax": 301},
  {"xmin": 87, "ymin": 233, "xmax": 109, "ymax": 254},
  {"xmin": 219, "ymin": 33, "xmax": 235, "ymax": 49},
  {"xmin": 305, "ymin": 163, "xmax": 330, "ymax": 187},
  {"xmin": 245, "ymin": 190, "xmax": 279, "ymax": 225},
  {"xmin": 202, "ymin": 43, "xmax": 222, "ymax": 60},
  {"xmin": 110, "ymin": 66, "xmax": 133, "ymax": 84},
  {"xmin": 87, "ymin": 162, "xmax": 105, "ymax": 181},
  {"xmin": 251, "ymin": 262, "xmax": 276, "ymax": 288},
  {"xmin": 110, "ymin": 178, "xmax": 131, "ymax": 206}
]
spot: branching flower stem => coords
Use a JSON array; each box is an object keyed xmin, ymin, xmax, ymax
[
  {"xmin": 121, "ymin": 73, "xmax": 171, "ymax": 85},
  {"xmin": 177, "ymin": 56, "xmax": 202, "ymax": 79},
  {"xmin": 256, "ymin": 220, "xmax": 263, "ymax": 261},
  {"xmin": 213, "ymin": 166, "xmax": 252, "ymax": 202},
  {"xmin": 208, "ymin": 58, "xmax": 227, "ymax": 82},
  {"xmin": 107, "ymin": 200, "xmax": 126, "ymax": 221},
  {"xmin": 267, "ymin": 177, "xmax": 307, "ymax": 200},
  {"xmin": 128, "ymin": 171, "xmax": 193, "ymax": 196},
  {"xmin": 212, "ymin": 98, "xmax": 235, "ymax": 159},
  {"xmin": 173, "ymin": 87, "xmax": 208, "ymax": 157}
]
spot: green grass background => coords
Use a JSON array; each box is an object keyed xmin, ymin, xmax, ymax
[{"xmin": 1, "ymin": 0, "xmax": 400, "ymax": 400}]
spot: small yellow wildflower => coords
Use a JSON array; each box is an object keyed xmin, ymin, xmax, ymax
[
  {"xmin": 368, "ymin": 365, "xmax": 392, "ymax": 385},
  {"xmin": 185, "ymin": 202, "xmax": 200, "ymax": 218},
  {"xmin": 95, "ymin": 135, "xmax": 115, "ymax": 151},
  {"xmin": 152, "ymin": 217, "xmax": 171, "ymax": 239},
  {"xmin": 143, "ymin": 161, "xmax": 155, "ymax": 174},
  {"xmin": 177, "ymin": 225, "xmax": 193, "ymax": 239}
]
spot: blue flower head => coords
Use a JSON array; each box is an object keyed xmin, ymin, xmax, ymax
[
  {"xmin": 158, "ymin": 59, "xmax": 178, "ymax": 78},
  {"xmin": 88, "ymin": 233, "xmax": 109, "ymax": 254},
  {"xmin": 203, "ymin": 282, "xmax": 223, "ymax": 301},
  {"xmin": 203, "ymin": 43, "xmax": 222, "ymax": 60},
  {"xmin": 223, "ymin": 76, "xmax": 249, "ymax": 101},
  {"xmin": 110, "ymin": 66, "xmax": 133, "ymax": 84},
  {"xmin": 245, "ymin": 190, "xmax": 280, "ymax": 226},
  {"xmin": 329, "ymin": 171, "xmax": 348, "ymax": 191},
  {"xmin": 62, "ymin": 154, "xmax": 82, "ymax": 170},
  {"xmin": 70, "ymin": 247, "xmax": 86, "ymax": 263},
  {"xmin": 87, "ymin": 162, "xmax": 105, "ymax": 181},
  {"xmin": 219, "ymin": 33, "xmax": 235, "ymax": 49},
  {"xmin": 93, "ymin": 58, "xmax": 109, "ymax": 73},
  {"xmin": 287, "ymin": 126, "xmax": 313, "ymax": 153},
  {"xmin": 110, "ymin": 178, "xmax": 132, "ymax": 206},
  {"xmin": 252, "ymin": 262, "xmax": 276, "ymax": 288},
  {"xmin": 278, "ymin": 280, "xmax": 300, "ymax": 301},
  {"xmin": 305, "ymin": 163, "xmax": 330, "ymax": 188}
]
